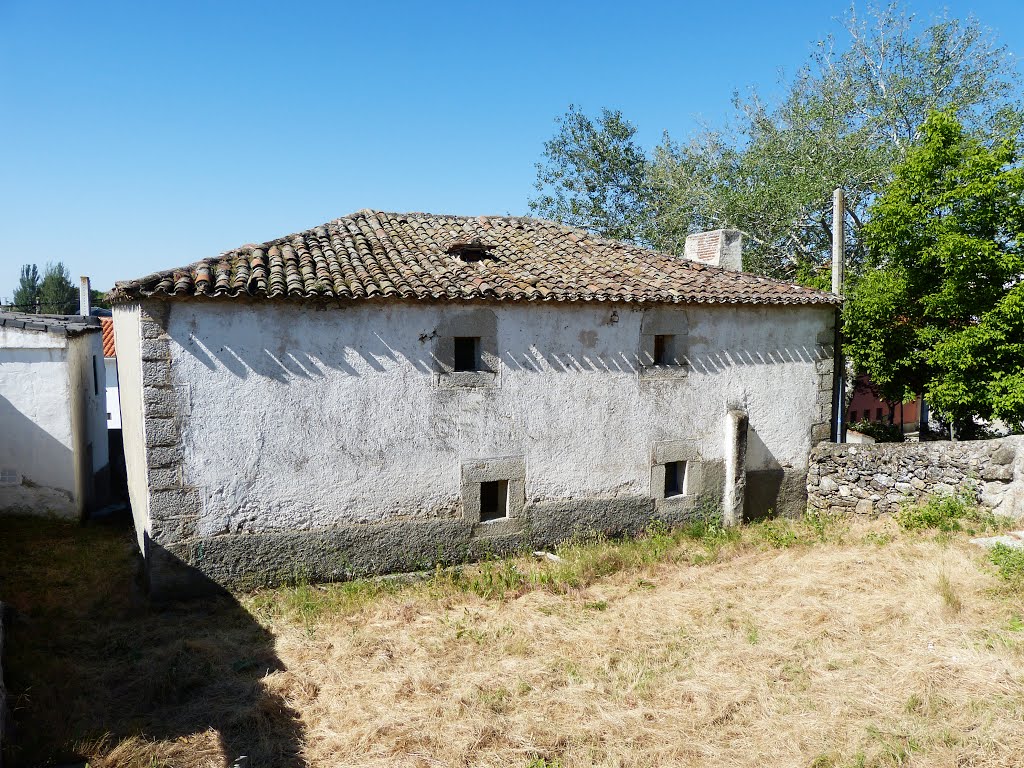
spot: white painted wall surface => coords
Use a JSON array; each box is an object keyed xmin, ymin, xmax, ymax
[
  {"xmin": 154, "ymin": 300, "xmax": 831, "ymax": 536},
  {"xmin": 0, "ymin": 326, "xmax": 77, "ymax": 516},
  {"xmin": 113, "ymin": 304, "xmax": 149, "ymax": 549},
  {"xmin": 68, "ymin": 331, "xmax": 108, "ymax": 484},
  {"xmin": 104, "ymin": 357, "xmax": 121, "ymax": 429}
]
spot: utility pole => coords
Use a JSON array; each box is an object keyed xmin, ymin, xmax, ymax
[{"xmin": 831, "ymin": 188, "xmax": 846, "ymax": 443}]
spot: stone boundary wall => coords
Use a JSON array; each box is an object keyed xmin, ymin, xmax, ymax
[{"xmin": 808, "ymin": 436, "xmax": 1024, "ymax": 518}]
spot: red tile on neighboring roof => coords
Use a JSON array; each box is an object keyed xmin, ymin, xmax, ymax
[
  {"xmin": 110, "ymin": 210, "xmax": 841, "ymax": 307},
  {"xmin": 101, "ymin": 317, "xmax": 116, "ymax": 357}
]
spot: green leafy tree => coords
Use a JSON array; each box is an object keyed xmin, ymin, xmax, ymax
[
  {"xmin": 12, "ymin": 264, "xmax": 40, "ymax": 311},
  {"xmin": 844, "ymin": 110, "xmax": 1024, "ymax": 434},
  {"xmin": 532, "ymin": 3, "xmax": 1021, "ymax": 284},
  {"xmin": 529, "ymin": 105, "xmax": 653, "ymax": 243},
  {"xmin": 37, "ymin": 262, "xmax": 79, "ymax": 315},
  {"xmin": 90, "ymin": 289, "xmax": 110, "ymax": 310}
]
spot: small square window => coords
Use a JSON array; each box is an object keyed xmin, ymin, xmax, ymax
[
  {"xmin": 0, "ymin": 468, "xmax": 17, "ymax": 484},
  {"xmin": 479, "ymin": 480, "xmax": 508, "ymax": 521},
  {"xmin": 454, "ymin": 337, "xmax": 480, "ymax": 372},
  {"xmin": 664, "ymin": 461, "xmax": 686, "ymax": 498},
  {"xmin": 653, "ymin": 334, "xmax": 675, "ymax": 366}
]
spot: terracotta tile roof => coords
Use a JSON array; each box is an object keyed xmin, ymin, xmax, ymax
[
  {"xmin": 100, "ymin": 316, "xmax": 116, "ymax": 357},
  {"xmin": 110, "ymin": 210, "xmax": 840, "ymax": 307}
]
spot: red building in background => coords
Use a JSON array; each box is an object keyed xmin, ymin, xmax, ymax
[{"xmin": 847, "ymin": 374, "xmax": 923, "ymax": 433}]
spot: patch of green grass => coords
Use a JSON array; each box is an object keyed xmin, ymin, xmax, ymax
[
  {"xmin": 865, "ymin": 724, "xmax": 919, "ymax": 766},
  {"xmin": 904, "ymin": 694, "xmax": 923, "ymax": 714},
  {"xmin": 864, "ymin": 531, "xmax": 895, "ymax": 547},
  {"xmin": 755, "ymin": 519, "xmax": 802, "ymax": 548},
  {"xmin": 896, "ymin": 492, "xmax": 974, "ymax": 532},
  {"xmin": 937, "ymin": 573, "xmax": 963, "ymax": 613},
  {"xmin": 248, "ymin": 574, "xmax": 403, "ymax": 626},
  {"xmin": 990, "ymin": 544, "xmax": 1024, "ymax": 583},
  {"xmin": 895, "ymin": 490, "xmax": 1012, "ymax": 536}
]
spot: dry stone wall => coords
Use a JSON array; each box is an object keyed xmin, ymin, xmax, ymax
[{"xmin": 807, "ymin": 436, "xmax": 1024, "ymax": 518}]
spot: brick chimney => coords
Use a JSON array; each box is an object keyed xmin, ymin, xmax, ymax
[{"xmin": 683, "ymin": 229, "xmax": 743, "ymax": 271}]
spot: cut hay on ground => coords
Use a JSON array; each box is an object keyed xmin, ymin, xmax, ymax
[{"xmin": 2, "ymin": 515, "xmax": 1022, "ymax": 767}]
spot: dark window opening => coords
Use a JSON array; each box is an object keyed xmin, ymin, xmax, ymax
[
  {"xmin": 479, "ymin": 480, "xmax": 508, "ymax": 521},
  {"xmin": 453, "ymin": 337, "xmax": 480, "ymax": 371},
  {"xmin": 876, "ymin": 408, "xmax": 883, "ymax": 421},
  {"xmin": 653, "ymin": 334, "xmax": 675, "ymax": 366},
  {"xmin": 92, "ymin": 355, "xmax": 99, "ymax": 396},
  {"xmin": 664, "ymin": 461, "xmax": 686, "ymax": 498}
]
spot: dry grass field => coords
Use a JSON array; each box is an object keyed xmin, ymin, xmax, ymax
[{"xmin": 1, "ymin": 502, "xmax": 1023, "ymax": 768}]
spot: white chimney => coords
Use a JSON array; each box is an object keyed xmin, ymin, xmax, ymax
[
  {"xmin": 683, "ymin": 229, "xmax": 743, "ymax": 271},
  {"xmin": 79, "ymin": 276, "xmax": 91, "ymax": 316}
]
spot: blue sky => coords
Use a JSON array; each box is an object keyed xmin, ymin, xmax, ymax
[{"xmin": 1, "ymin": 0, "xmax": 1022, "ymax": 301}]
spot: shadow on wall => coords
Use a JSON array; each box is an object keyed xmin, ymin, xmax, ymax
[
  {"xmin": 167, "ymin": 315, "xmax": 830, "ymax": 384},
  {"xmin": 0, "ymin": 394, "xmax": 76, "ymax": 516},
  {"xmin": 0, "ymin": 518, "xmax": 306, "ymax": 767},
  {"xmin": 743, "ymin": 423, "xmax": 807, "ymax": 521}
]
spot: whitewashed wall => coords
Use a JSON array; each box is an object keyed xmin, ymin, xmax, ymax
[
  {"xmin": 113, "ymin": 303, "xmax": 149, "ymax": 549},
  {"xmin": 0, "ymin": 326, "xmax": 76, "ymax": 516},
  {"xmin": 67, "ymin": 330, "xmax": 108, "ymax": 508},
  {"xmin": 104, "ymin": 357, "xmax": 121, "ymax": 429},
  {"xmin": 151, "ymin": 300, "xmax": 832, "ymax": 536},
  {"xmin": 0, "ymin": 326, "xmax": 108, "ymax": 517}
]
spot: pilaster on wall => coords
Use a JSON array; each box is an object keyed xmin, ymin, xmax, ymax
[{"xmin": 139, "ymin": 301, "xmax": 200, "ymax": 547}]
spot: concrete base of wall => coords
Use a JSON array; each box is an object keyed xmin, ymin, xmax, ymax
[{"xmin": 144, "ymin": 491, "xmax": 729, "ymax": 599}]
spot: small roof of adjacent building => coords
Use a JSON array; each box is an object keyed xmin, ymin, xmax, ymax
[
  {"xmin": 0, "ymin": 311, "xmax": 101, "ymax": 337},
  {"xmin": 100, "ymin": 317, "xmax": 116, "ymax": 357},
  {"xmin": 110, "ymin": 210, "xmax": 840, "ymax": 307}
]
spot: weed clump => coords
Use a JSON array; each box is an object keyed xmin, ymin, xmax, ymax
[
  {"xmin": 989, "ymin": 544, "xmax": 1024, "ymax": 584},
  {"xmin": 895, "ymin": 490, "xmax": 1010, "ymax": 535}
]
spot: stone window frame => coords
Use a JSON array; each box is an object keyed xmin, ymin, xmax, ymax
[
  {"xmin": 639, "ymin": 308, "xmax": 688, "ymax": 380},
  {"xmin": 433, "ymin": 308, "xmax": 500, "ymax": 388},
  {"xmin": 461, "ymin": 456, "xmax": 526, "ymax": 536},
  {"xmin": 651, "ymin": 440, "xmax": 705, "ymax": 510}
]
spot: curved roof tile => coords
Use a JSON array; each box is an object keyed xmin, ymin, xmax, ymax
[{"xmin": 110, "ymin": 210, "xmax": 841, "ymax": 307}]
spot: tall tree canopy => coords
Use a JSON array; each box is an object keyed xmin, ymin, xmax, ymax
[
  {"xmin": 37, "ymin": 262, "xmax": 79, "ymax": 315},
  {"xmin": 530, "ymin": 106, "xmax": 651, "ymax": 243},
  {"xmin": 12, "ymin": 264, "xmax": 40, "ymax": 311},
  {"xmin": 531, "ymin": 2, "xmax": 1021, "ymax": 285},
  {"xmin": 844, "ymin": 110, "xmax": 1024, "ymax": 433}
]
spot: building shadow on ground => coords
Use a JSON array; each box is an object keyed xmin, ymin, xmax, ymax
[{"xmin": 0, "ymin": 515, "xmax": 305, "ymax": 767}]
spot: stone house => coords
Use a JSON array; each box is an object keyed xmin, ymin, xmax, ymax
[
  {"xmin": 0, "ymin": 312, "xmax": 109, "ymax": 518},
  {"xmin": 110, "ymin": 211, "xmax": 840, "ymax": 597}
]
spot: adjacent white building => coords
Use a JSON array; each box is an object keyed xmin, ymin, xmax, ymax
[
  {"xmin": 0, "ymin": 312, "xmax": 109, "ymax": 518},
  {"xmin": 110, "ymin": 211, "xmax": 840, "ymax": 597},
  {"xmin": 101, "ymin": 317, "xmax": 122, "ymax": 429}
]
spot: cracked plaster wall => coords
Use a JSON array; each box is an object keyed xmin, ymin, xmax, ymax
[{"xmin": 121, "ymin": 298, "xmax": 834, "ymax": 593}]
